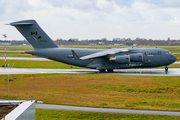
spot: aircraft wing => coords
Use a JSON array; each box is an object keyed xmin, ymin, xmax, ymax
[{"xmin": 80, "ymin": 49, "xmax": 129, "ymax": 60}]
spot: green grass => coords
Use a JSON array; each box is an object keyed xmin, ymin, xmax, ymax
[
  {"xmin": 175, "ymin": 54, "xmax": 180, "ymax": 58},
  {"xmin": 0, "ymin": 52, "xmax": 25, "ymax": 54},
  {"xmin": 91, "ymin": 84, "xmax": 178, "ymax": 94},
  {"xmin": 0, "ymin": 46, "xmax": 33, "ymax": 50},
  {"xmin": 1, "ymin": 45, "xmax": 180, "ymax": 52},
  {"xmin": 63, "ymin": 45, "xmax": 180, "ymax": 52},
  {"xmin": 174, "ymin": 54, "xmax": 180, "ymax": 62},
  {"xmin": 0, "ymin": 60, "xmax": 84, "ymax": 69},
  {"xmin": 63, "ymin": 45, "xmax": 180, "ymax": 50},
  {"xmin": 36, "ymin": 109, "xmax": 180, "ymax": 120},
  {"xmin": 0, "ymin": 52, "xmax": 35, "ymax": 57},
  {"xmin": 1, "ymin": 74, "xmax": 180, "ymax": 111}
]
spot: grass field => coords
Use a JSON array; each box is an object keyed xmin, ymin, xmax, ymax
[
  {"xmin": 0, "ymin": 52, "xmax": 35, "ymax": 57},
  {"xmin": 1, "ymin": 74, "xmax": 180, "ymax": 111},
  {"xmin": 0, "ymin": 60, "xmax": 85, "ymax": 69},
  {"xmin": 0, "ymin": 46, "xmax": 33, "ymax": 50},
  {"xmin": 36, "ymin": 109, "xmax": 180, "ymax": 120},
  {"xmin": 0, "ymin": 45, "xmax": 180, "ymax": 51}
]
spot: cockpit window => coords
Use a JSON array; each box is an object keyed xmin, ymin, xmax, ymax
[{"xmin": 166, "ymin": 52, "xmax": 170, "ymax": 55}]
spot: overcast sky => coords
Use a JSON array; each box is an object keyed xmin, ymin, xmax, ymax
[{"xmin": 1, "ymin": 0, "xmax": 180, "ymax": 40}]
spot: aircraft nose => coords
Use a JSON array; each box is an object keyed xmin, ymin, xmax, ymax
[{"xmin": 172, "ymin": 54, "xmax": 177, "ymax": 62}]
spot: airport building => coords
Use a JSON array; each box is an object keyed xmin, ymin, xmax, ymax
[{"xmin": 0, "ymin": 42, "xmax": 11, "ymax": 46}]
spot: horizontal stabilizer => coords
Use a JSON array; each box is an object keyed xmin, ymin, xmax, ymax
[
  {"xmin": 10, "ymin": 20, "xmax": 35, "ymax": 26},
  {"xmin": 10, "ymin": 22, "xmax": 34, "ymax": 26}
]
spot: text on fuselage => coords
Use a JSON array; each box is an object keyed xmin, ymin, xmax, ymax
[{"xmin": 144, "ymin": 51, "xmax": 161, "ymax": 56}]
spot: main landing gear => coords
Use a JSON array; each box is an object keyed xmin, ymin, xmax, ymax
[
  {"xmin": 99, "ymin": 69, "xmax": 114, "ymax": 73},
  {"xmin": 165, "ymin": 66, "xmax": 168, "ymax": 74},
  {"xmin": 107, "ymin": 69, "xmax": 114, "ymax": 73},
  {"xmin": 99, "ymin": 70, "xmax": 106, "ymax": 73}
]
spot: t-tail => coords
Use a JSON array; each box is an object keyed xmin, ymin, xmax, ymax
[{"xmin": 10, "ymin": 20, "xmax": 58, "ymax": 49}]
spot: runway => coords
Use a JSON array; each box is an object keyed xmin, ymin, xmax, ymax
[
  {"xmin": 1, "ymin": 67, "xmax": 180, "ymax": 76},
  {"xmin": 36, "ymin": 103, "xmax": 180, "ymax": 116},
  {"xmin": 1, "ymin": 99, "xmax": 180, "ymax": 116}
]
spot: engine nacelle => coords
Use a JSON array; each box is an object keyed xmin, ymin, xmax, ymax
[
  {"xmin": 110, "ymin": 55, "xmax": 130, "ymax": 64},
  {"xmin": 130, "ymin": 53, "xmax": 143, "ymax": 62}
]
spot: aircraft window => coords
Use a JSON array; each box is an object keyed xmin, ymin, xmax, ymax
[{"xmin": 166, "ymin": 52, "xmax": 170, "ymax": 55}]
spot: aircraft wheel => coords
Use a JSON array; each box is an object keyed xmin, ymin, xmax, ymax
[
  {"xmin": 99, "ymin": 70, "xmax": 106, "ymax": 72},
  {"xmin": 165, "ymin": 66, "xmax": 168, "ymax": 72},
  {"xmin": 107, "ymin": 69, "xmax": 114, "ymax": 72}
]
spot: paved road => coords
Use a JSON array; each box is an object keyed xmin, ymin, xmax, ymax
[
  {"xmin": 173, "ymin": 62, "xmax": 180, "ymax": 64},
  {"xmin": 36, "ymin": 103, "xmax": 180, "ymax": 116},
  {"xmin": 0, "ymin": 67, "xmax": 180, "ymax": 76}
]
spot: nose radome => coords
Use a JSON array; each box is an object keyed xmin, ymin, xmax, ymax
[{"xmin": 173, "ymin": 54, "xmax": 177, "ymax": 62}]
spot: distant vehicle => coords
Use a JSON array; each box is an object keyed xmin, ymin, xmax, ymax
[{"xmin": 10, "ymin": 20, "xmax": 177, "ymax": 72}]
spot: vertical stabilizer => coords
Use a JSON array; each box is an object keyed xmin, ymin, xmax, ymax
[{"xmin": 10, "ymin": 20, "xmax": 58, "ymax": 49}]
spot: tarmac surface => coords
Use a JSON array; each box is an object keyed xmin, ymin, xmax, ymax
[
  {"xmin": 0, "ymin": 67, "xmax": 180, "ymax": 76},
  {"xmin": 36, "ymin": 103, "xmax": 180, "ymax": 116},
  {"xmin": 1, "ymin": 99, "xmax": 180, "ymax": 116}
]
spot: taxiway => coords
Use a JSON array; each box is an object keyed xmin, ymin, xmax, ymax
[
  {"xmin": 36, "ymin": 103, "xmax": 180, "ymax": 116},
  {"xmin": 0, "ymin": 67, "xmax": 180, "ymax": 76}
]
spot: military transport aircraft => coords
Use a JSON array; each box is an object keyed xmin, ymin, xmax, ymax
[{"xmin": 10, "ymin": 20, "xmax": 177, "ymax": 72}]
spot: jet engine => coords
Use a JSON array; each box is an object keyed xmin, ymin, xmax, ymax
[
  {"xmin": 129, "ymin": 53, "xmax": 143, "ymax": 62},
  {"xmin": 109, "ymin": 55, "xmax": 130, "ymax": 64}
]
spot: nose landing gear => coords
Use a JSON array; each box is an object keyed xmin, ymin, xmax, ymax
[
  {"xmin": 98, "ymin": 69, "xmax": 114, "ymax": 73},
  {"xmin": 165, "ymin": 66, "xmax": 168, "ymax": 74}
]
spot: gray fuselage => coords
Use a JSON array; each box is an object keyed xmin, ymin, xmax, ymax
[
  {"xmin": 10, "ymin": 19, "xmax": 177, "ymax": 71},
  {"xmin": 26, "ymin": 47, "xmax": 177, "ymax": 70}
]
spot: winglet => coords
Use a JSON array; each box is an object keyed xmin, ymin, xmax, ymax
[{"xmin": 71, "ymin": 50, "xmax": 79, "ymax": 60}]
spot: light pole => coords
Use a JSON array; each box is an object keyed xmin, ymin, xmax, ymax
[
  {"xmin": 3, "ymin": 34, "xmax": 10, "ymax": 100},
  {"xmin": 2, "ymin": 34, "xmax": 7, "ymax": 67},
  {"xmin": 8, "ymin": 74, "xmax": 9, "ymax": 100}
]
